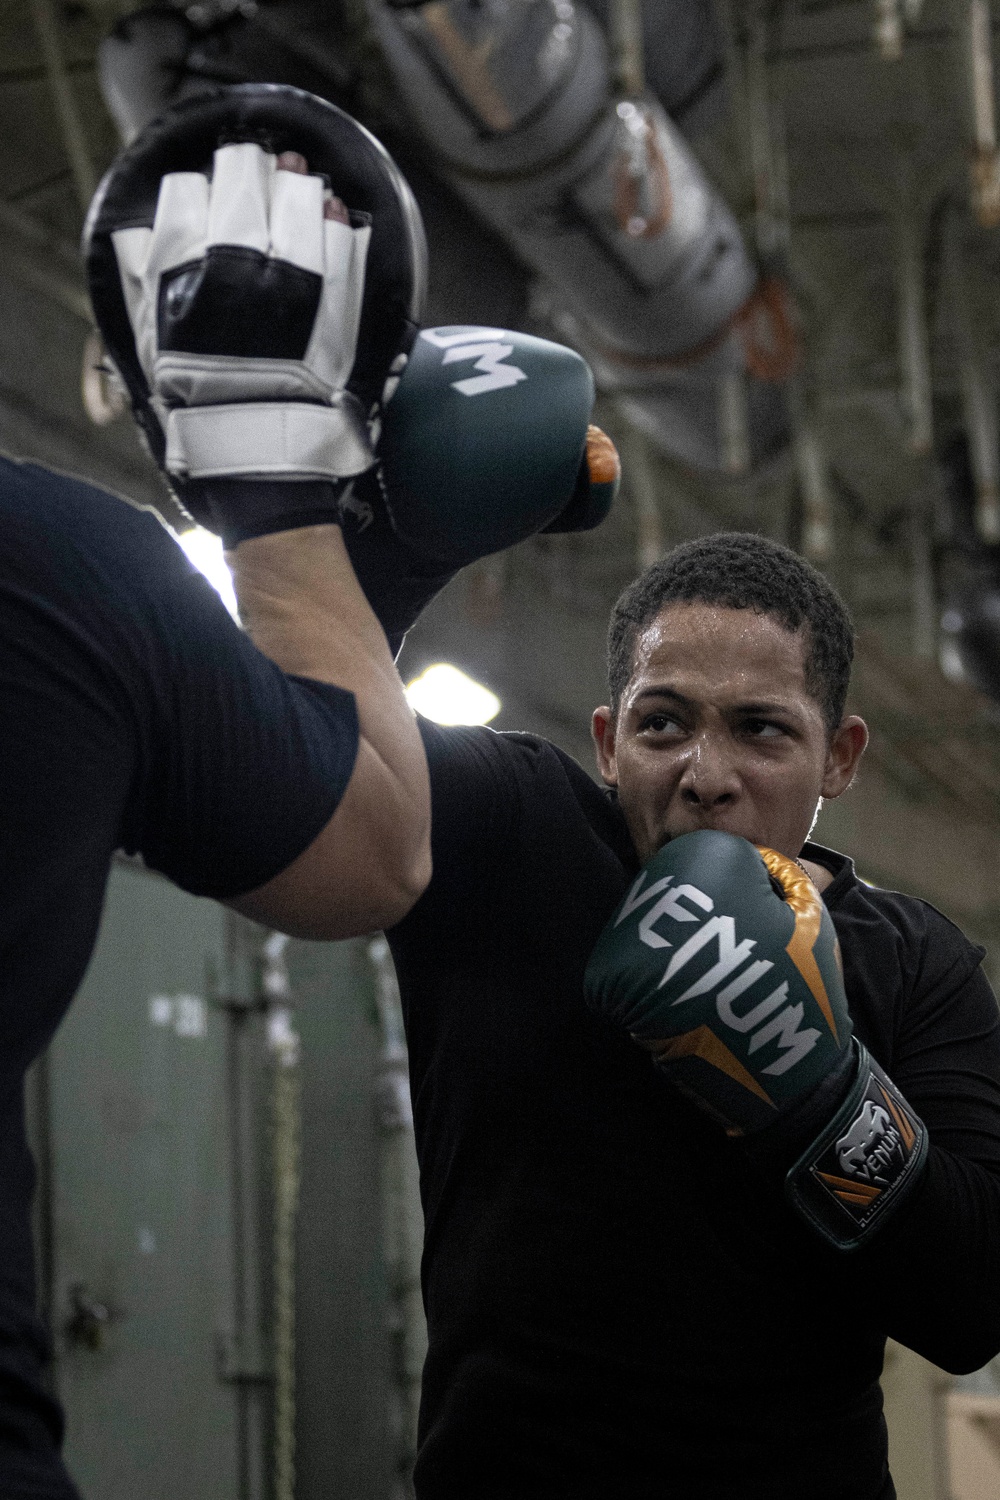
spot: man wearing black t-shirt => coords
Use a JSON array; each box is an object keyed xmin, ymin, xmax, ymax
[
  {"xmin": 0, "ymin": 146, "xmax": 433, "ymax": 1496},
  {"xmin": 0, "ymin": 121, "xmax": 449, "ymax": 1493},
  {"xmin": 389, "ymin": 531, "xmax": 1000, "ymax": 1500},
  {"xmin": 0, "ymin": 457, "xmax": 430, "ymax": 1498}
]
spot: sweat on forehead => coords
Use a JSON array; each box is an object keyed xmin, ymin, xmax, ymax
[{"xmin": 606, "ymin": 532, "xmax": 855, "ymax": 731}]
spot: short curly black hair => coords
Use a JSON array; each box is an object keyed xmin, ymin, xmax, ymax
[{"xmin": 607, "ymin": 532, "xmax": 854, "ymax": 731}]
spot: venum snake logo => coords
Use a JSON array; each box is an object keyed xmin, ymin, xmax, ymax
[{"xmin": 836, "ymin": 1100, "xmax": 904, "ymax": 1186}]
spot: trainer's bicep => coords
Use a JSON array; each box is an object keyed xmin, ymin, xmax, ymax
[{"xmin": 225, "ymin": 736, "xmax": 431, "ymax": 938}]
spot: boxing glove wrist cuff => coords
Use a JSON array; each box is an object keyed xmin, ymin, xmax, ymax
[
  {"xmin": 180, "ymin": 477, "xmax": 347, "ymax": 547},
  {"xmin": 784, "ymin": 1038, "xmax": 928, "ymax": 1252},
  {"xmin": 165, "ymin": 398, "xmax": 375, "ymax": 481}
]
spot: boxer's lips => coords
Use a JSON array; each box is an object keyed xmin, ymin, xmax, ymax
[{"xmin": 659, "ymin": 814, "xmax": 766, "ymax": 847}]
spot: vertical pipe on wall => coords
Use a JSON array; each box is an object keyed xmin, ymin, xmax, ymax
[
  {"xmin": 745, "ymin": 4, "xmax": 782, "ymax": 266},
  {"xmin": 713, "ymin": 0, "xmax": 749, "ymax": 171},
  {"xmin": 745, "ymin": 6, "xmax": 830, "ymax": 560},
  {"xmin": 910, "ymin": 496, "xmax": 938, "ymax": 659},
  {"xmin": 790, "ymin": 394, "xmax": 834, "ymax": 564},
  {"xmin": 874, "ymin": 0, "xmax": 905, "ymax": 61},
  {"xmin": 609, "ymin": 0, "xmax": 645, "ymax": 99},
  {"xmin": 717, "ymin": 371, "xmax": 751, "ymax": 477},
  {"xmin": 963, "ymin": 0, "xmax": 1000, "ymax": 225},
  {"xmin": 744, "ymin": 2, "xmax": 791, "ymax": 271},
  {"xmin": 894, "ymin": 159, "xmax": 937, "ymax": 657},
  {"xmin": 263, "ymin": 934, "xmax": 300, "ymax": 1500},
  {"xmin": 621, "ymin": 423, "xmax": 665, "ymax": 571},
  {"xmin": 895, "ymin": 160, "xmax": 934, "ymax": 458},
  {"xmin": 370, "ymin": 936, "xmax": 426, "ymax": 1499},
  {"xmin": 942, "ymin": 208, "xmax": 1000, "ymax": 541},
  {"xmin": 221, "ymin": 915, "xmax": 270, "ymax": 1500},
  {"xmin": 24, "ymin": 1059, "xmax": 56, "ymax": 1352}
]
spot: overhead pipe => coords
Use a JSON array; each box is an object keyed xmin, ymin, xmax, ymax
[
  {"xmin": 96, "ymin": 0, "xmax": 794, "ymax": 475},
  {"xmin": 0, "ymin": 199, "xmax": 90, "ymax": 321},
  {"xmin": 365, "ymin": 0, "xmax": 791, "ymax": 475},
  {"xmin": 97, "ymin": 6, "xmax": 197, "ymax": 145},
  {"xmin": 610, "ymin": 0, "xmax": 741, "ymax": 501}
]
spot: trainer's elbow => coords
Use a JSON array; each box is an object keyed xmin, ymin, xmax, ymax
[
  {"xmin": 225, "ymin": 777, "xmax": 430, "ymax": 940},
  {"xmin": 374, "ymin": 836, "xmax": 432, "ymax": 930},
  {"xmin": 308, "ymin": 804, "xmax": 431, "ymax": 938}
]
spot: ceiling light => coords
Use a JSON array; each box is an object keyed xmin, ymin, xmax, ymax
[
  {"xmin": 176, "ymin": 527, "xmax": 239, "ymax": 620},
  {"xmin": 405, "ymin": 662, "xmax": 501, "ymax": 725}
]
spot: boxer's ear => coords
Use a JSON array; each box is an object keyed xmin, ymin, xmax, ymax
[
  {"xmin": 592, "ymin": 706, "xmax": 618, "ymax": 787},
  {"xmin": 820, "ymin": 715, "xmax": 867, "ymax": 800}
]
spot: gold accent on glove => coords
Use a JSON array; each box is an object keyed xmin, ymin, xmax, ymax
[
  {"xmin": 755, "ymin": 847, "xmax": 841, "ymax": 1042},
  {"xmin": 585, "ymin": 425, "xmax": 621, "ymax": 487}
]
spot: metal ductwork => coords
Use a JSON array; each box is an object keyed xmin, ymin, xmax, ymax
[
  {"xmin": 98, "ymin": 6, "xmax": 197, "ymax": 144},
  {"xmin": 367, "ymin": 0, "xmax": 789, "ymax": 474},
  {"xmin": 96, "ymin": 0, "xmax": 791, "ymax": 476}
]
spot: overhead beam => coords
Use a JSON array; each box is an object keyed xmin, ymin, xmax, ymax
[
  {"xmin": 0, "ymin": 199, "xmax": 89, "ymax": 322},
  {"xmin": 29, "ymin": 0, "xmax": 98, "ymax": 212}
]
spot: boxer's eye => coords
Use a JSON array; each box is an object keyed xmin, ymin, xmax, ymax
[
  {"xmin": 743, "ymin": 717, "xmax": 787, "ymax": 739},
  {"xmin": 638, "ymin": 712, "xmax": 682, "ymax": 735}
]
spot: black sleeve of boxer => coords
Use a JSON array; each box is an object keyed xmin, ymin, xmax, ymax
[
  {"xmin": 0, "ymin": 457, "xmax": 358, "ymax": 901},
  {"xmin": 391, "ymin": 718, "xmax": 632, "ymax": 951},
  {"xmin": 816, "ymin": 897, "xmax": 1000, "ymax": 1373},
  {"xmin": 394, "ymin": 718, "xmax": 521, "ymax": 941}
]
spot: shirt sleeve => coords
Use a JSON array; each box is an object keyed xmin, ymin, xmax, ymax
[
  {"xmin": 390, "ymin": 719, "xmax": 632, "ymax": 973},
  {"xmin": 2, "ymin": 459, "xmax": 359, "ymax": 902},
  {"xmin": 835, "ymin": 905, "xmax": 1000, "ymax": 1373},
  {"xmin": 391, "ymin": 719, "xmax": 522, "ymax": 945}
]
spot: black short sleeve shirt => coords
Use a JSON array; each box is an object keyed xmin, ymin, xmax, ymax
[{"xmin": 0, "ymin": 456, "xmax": 358, "ymax": 1497}]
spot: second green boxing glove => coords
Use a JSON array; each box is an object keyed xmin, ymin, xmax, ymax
[
  {"xmin": 183, "ymin": 322, "xmax": 619, "ymax": 652},
  {"xmin": 584, "ymin": 832, "xmax": 928, "ymax": 1250},
  {"xmin": 378, "ymin": 325, "xmax": 618, "ymax": 561},
  {"xmin": 337, "ymin": 325, "xmax": 620, "ymax": 653}
]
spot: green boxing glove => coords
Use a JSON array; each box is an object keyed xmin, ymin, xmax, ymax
[{"xmin": 584, "ymin": 831, "xmax": 928, "ymax": 1251}]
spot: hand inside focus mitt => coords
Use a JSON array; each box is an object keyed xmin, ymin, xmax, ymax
[
  {"xmin": 86, "ymin": 85, "xmax": 620, "ymax": 646},
  {"xmin": 108, "ymin": 141, "xmax": 380, "ymax": 540}
]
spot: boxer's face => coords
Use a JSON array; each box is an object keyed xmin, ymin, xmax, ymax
[{"xmin": 591, "ymin": 602, "xmax": 867, "ymax": 865}]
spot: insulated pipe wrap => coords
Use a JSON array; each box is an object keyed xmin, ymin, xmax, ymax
[{"xmin": 370, "ymin": 0, "xmax": 758, "ymax": 363}]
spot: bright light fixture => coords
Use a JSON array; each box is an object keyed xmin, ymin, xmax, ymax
[
  {"xmin": 176, "ymin": 527, "xmax": 239, "ymax": 620},
  {"xmin": 405, "ymin": 662, "xmax": 501, "ymax": 725}
]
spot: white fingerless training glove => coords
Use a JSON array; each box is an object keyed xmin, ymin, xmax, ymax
[{"xmin": 110, "ymin": 141, "xmax": 375, "ymax": 484}]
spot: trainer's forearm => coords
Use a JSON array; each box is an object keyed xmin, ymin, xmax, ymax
[{"xmin": 229, "ymin": 524, "xmax": 431, "ymax": 911}]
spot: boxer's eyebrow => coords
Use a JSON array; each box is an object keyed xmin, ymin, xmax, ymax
[
  {"xmin": 732, "ymin": 699, "xmax": 796, "ymax": 717},
  {"xmin": 632, "ymin": 686, "xmax": 691, "ymax": 707},
  {"xmin": 634, "ymin": 686, "xmax": 801, "ymax": 718}
]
